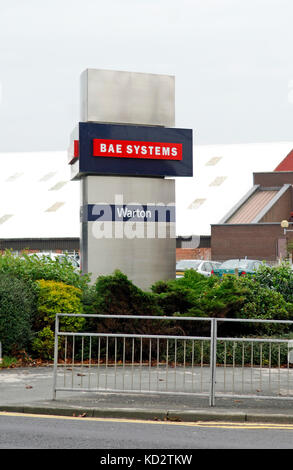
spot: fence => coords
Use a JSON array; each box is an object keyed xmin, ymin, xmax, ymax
[{"xmin": 52, "ymin": 314, "xmax": 293, "ymax": 406}]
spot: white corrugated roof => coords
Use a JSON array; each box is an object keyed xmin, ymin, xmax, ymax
[
  {"xmin": 0, "ymin": 152, "xmax": 80, "ymax": 238},
  {"xmin": 175, "ymin": 141, "xmax": 293, "ymax": 236},
  {"xmin": 0, "ymin": 142, "xmax": 293, "ymax": 239}
]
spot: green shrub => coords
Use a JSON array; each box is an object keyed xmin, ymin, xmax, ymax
[
  {"xmin": 0, "ymin": 250, "xmax": 90, "ymax": 291},
  {"xmin": 253, "ymin": 263, "xmax": 293, "ymax": 303},
  {"xmin": 152, "ymin": 270, "xmax": 217, "ymax": 316},
  {"xmin": 152, "ymin": 272, "xmax": 248, "ymax": 337},
  {"xmin": 0, "ymin": 356, "xmax": 18, "ymax": 368},
  {"xmin": 86, "ymin": 271, "xmax": 182, "ymax": 360},
  {"xmin": 188, "ymin": 274, "xmax": 248, "ymax": 318},
  {"xmin": 152, "ymin": 270, "xmax": 293, "ymax": 338},
  {"xmin": 31, "ymin": 326, "xmax": 55, "ymax": 361},
  {"xmin": 152, "ymin": 271, "xmax": 247, "ymax": 318},
  {"xmin": 32, "ymin": 279, "xmax": 85, "ymax": 360},
  {"xmin": 91, "ymin": 270, "xmax": 162, "ymax": 317},
  {"xmin": 0, "ymin": 274, "xmax": 36, "ymax": 355},
  {"xmin": 235, "ymin": 276, "xmax": 292, "ymax": 335}
]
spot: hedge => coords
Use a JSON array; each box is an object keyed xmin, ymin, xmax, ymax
[{"xmin": 0, "ymin": 274, "xmax": 36, "ymax": 355}]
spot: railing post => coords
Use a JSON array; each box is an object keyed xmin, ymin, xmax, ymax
[
  {"xmin": 209, "ymin": 318, "xmax": 217, "ymax": 407},
  {"xmin": 52, "ymin": 314, "xmax": 59, "ymax": 400}
]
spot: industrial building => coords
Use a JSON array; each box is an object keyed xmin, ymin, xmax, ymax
[
  {"xmin": 211, "ymin": 150, "xmax": 293, "ymax": 262},
  {"xmin": 1, "ymin": 141, "xmax": 293, "ymax": 262}
]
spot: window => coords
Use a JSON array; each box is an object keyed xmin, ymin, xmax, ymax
[
  {"xmin": 45, "ymin": 202, "xmax": 65, "ymax": 212},
  {"xmin": 209, "ymin": 176, "xmax": 227, "ymax": 187},
  {"xmin": 188, "ymin": 198, "xmax": 206, "ymax": 210},
  {"xmin": 5, "ymin": 172, "xmax": 23, "ymax": 182},
  {"xmin": 203, "ymin": 262, "xmax": 212, "ymax": 272},
  {"xmin": 0, "ymin": 214, "xmax": 13, "ymax": 224},
  {"xmin": 205, "ymin": 157, "xmax": 222, "ymax": 166},
  {"xmin": 49, "ymin": 181, "xmax": 67, "ymax": 191},
  {"xmin": 176, "ymin": 260, "xmax": 201, "ymax": 270},
  {"xmin": 39, "ymin": 172, "xmax": 57, "ymax": 182}
]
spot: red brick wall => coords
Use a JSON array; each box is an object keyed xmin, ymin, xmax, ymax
[
  {"xmin": 176, "ymin": 248, "xmax": 211, "ymax": 260},
  {"xmin": 253, "ymin": 172, "xmax": 293, "ymax": 187},
  {"xmin": 211, "ymin": 223, "xmax": 293, "ymax": 261}
]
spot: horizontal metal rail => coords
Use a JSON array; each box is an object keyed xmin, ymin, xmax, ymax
[
  {"xmin": 218, "ymin": 337, "xmax": 291, "ymax": 343},
  {"xmin": 56, "ymin": 313, "xmax": 293, "ymax": 324},
  {"xmin": 56, "ymin": 313, "xmax": 213, "ymax": 321},
  {"xmin": 57, "ymin": 332, "xmax": 210, "ymax": 341}
]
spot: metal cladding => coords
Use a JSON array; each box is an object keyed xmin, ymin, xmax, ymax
[
  {"xmin": 80, "ymin": 176, "xmax": 176, "ymax": 290},
  {"xmin": 226, "ymin": 189, "xmax": 279, "ymax": 224},
  {"xmin": 80, "ymin": 69, "xmax": 175, "ymax": 127}
]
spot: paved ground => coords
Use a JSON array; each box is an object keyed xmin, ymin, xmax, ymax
[{"xmin": 1, "ymin": 366, "xmax": 293, "ymax": 423}]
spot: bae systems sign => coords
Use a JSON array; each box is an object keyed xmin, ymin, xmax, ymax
[
  {"xmin": 93, "ymin": 139, "xmax": 182, "ymax": 160},
  {"xmin": 69, "ymin": 122, "xmax": 193, "ymax": 178}
]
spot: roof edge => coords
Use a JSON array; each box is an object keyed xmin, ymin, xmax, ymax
[
  {"xmin": 252, "ymin": 184, "xmax": 291, "ymax": 223},
  {"xmin": 218, "ymin": 185, "xmax": 260, "ymax": 224}
]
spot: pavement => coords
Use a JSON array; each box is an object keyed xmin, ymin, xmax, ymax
[{"xmin": 1, "ymin": 366, "xmax": 293, "ymax": 424}]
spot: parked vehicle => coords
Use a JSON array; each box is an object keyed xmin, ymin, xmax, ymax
[
  {"xmin": 212, "ymin": 259, "xmax": 263, "ymax": 278},
  {"xmin": 176, "ymin": 259, "xmax": 222, "ymax": 278},
  {"xmin": 27, "ymin": 252, "xmax": 80, "ymax": 270}
]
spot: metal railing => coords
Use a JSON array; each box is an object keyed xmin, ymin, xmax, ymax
[{"xmin": 52, "ymin": 314, "xmax": 293, "ymax": 406}]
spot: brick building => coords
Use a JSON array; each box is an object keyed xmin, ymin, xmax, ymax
[{"xmin": 211, "ymin": 151, "xmax": 293, "ymax": 262}]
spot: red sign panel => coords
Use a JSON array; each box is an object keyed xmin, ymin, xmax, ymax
[
  {"xmin": 74, "ymin": 140, "xmax": 79, "ymax": 158},
  {"xmin": 93, "ymin": 139, "xmax": 182, "ymax": 161}
]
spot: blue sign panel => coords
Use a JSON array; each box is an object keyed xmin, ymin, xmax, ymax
[
  {"xmin": 82, "ymin": 204, "xmax": 176, "ymax": 223},
  {"xmin": 69, "ymin": 122, "xmax": 193, "ymax": 178}
]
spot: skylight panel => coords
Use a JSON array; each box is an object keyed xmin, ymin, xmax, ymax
[
  {"xmin": 5, "ymin": 172, "xmax": 23, "ymax": 182},
  {"xmin": 209, "ymin": 176, "xmax": 227, "ymax": 186},
  {"xmin": 45, "ymin": 202, "xmax": 65, "ymax": 212},
  {"xmin": 0, "ymin": 214, "xmax": 13, "ymax": 224},
  {"xmin": 188, "ymin": 198, "xmax": 206, "ymax": 209},
  {"xmin": 49, "ymin": 181, "xmax": 67, "ymax": 191},
  {"xmin": 39, "ymin": 172, "xmax": 57, "ymax": 182},
  {"xmin": 205, "ymin": 157, "xmax": 222, "ymax": 166}
]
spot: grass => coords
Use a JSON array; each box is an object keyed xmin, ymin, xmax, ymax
[{"xmin": 0, "ymin": 356, "xmax": 18, "ymax": 369}]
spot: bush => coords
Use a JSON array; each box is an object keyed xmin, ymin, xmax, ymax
[
  {"xmin": 151, "ymin": 270, "xmax": 215, "ymax": 316},
  {"xmin": 236, "ymin": 276, "xmax": 293, "ymax": 335},
  {"xmin": 152, "ymin": 271, "xmax": 249, "ymax": 337},
  {"xmin": 187, "ymin": 274, "xmax": 248, "ymax": 319},
  {"xmin": 0, "ymin": 251, "xmax": 90, "ymax": 291},
  {"xmin": 32, "ymin": 279, "xmax": 85, "ymax": 360},
  {"xmin": 152, "ymin": 270, "xmax": 293, "ymax": 338},
  {"xmin": 31, "ymin": 326, "xmax": 55, "ymax": 361},
  {"xmin": 85, "ymin": 271, "xmax": 183, "ymax": 360},
  {"xmin": 152, "ymin": 271, "xmax": 248, "ymax": 319},
  {"xmin": 91, "ymin": 270, "xmax": 162, "ymax": 317},
  {"xmin": 0, "ymin": 274, "xmax": 36, "ymax": 355},
  {"xmin": 253, "ymin": 263, "xmax": 293, "ymax": 303}
]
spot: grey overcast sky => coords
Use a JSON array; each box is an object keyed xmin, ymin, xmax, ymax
[{"xmin": 0, "ymin": 0, "xmax": 292, "ymax": 152}]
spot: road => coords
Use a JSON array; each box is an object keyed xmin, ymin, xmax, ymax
[{"xmin": 1, "ymin": 412, "xmax": 293, "ymax": 450}]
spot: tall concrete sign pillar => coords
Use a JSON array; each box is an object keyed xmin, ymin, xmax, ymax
[{"xmin": 69, "ymin": 69, "xmax": 193, "ymax": 290}]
